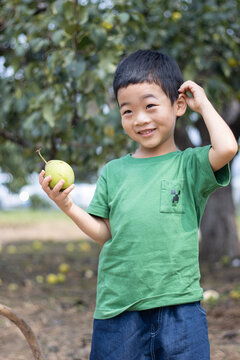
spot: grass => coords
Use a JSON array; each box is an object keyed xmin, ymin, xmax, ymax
[
  {"xmin": 237, "ymin": 216, "xmax": 240, "ymax": 234},
  {"xmin": 235, "ymin": 215, "xmax": 240, "ymax": 238},
  {"xmin": 0, "ymin": 208, "xmax": 71, "ymax": 225},
  {"xmin": 1, "ymin": 208, "xmax": 240, "ymax": 237}
]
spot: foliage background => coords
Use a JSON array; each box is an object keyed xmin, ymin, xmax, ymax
[{"xmin": 1, "ymin": 0, "xmax": 240, "ymax": 192}]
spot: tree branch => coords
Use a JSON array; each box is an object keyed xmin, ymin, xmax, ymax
[
  {"xmin": 0, "ymin": 9, "xmax": 15, "ymax": 32},
  {"xmin": 72, "ymin": 0, "xmax": 80, "ymax": 128},
  {"xmin": 0, "ymin": 304, "xmax": 46, "ymax": 360},
  {"xmin": 175, "ymin": 117, "xmax": 194, "ymax": 150},
  {"xmin": 49, "ymin": 134, "xmax": 58, "ymax": 160},
  {"xmin": 74, "ymin": 0, "xmax": 79, "ymax": 58},
  {"xmin": 33, "ymin": 2, "xmax": 48, "ymax": 16},
  {"xmin": 0, "ymin": 129, "xmax": 29, "ymax": 147},
  {"xmin": 195, "ymin": 117, "xmax": 210, "ymax": 146},
  {"xmin": 222, "ymin": 100, "xmax": 240, "ymax": 141}
]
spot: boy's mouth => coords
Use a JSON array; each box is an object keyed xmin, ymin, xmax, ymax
[{"xmin": 138, "ymin": 128, "xmax": 156, "ymax": 136}]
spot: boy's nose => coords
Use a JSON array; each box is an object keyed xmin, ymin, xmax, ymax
[{"xmin": 134, "ymin": 113, "xmax": 151, "ymax": 126}]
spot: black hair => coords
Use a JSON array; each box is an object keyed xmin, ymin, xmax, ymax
[{"xmin": 113, "ymin": 49, "xmax": 184, "ymax": 104}]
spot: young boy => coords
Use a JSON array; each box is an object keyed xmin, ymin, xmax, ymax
[{"xmin": 39, "ymin": 50, "xmax": 238, "ymax": 359}]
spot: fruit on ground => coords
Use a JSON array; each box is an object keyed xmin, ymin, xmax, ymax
[
  {"xmin": 58, "ymin": 263, "xmax": 70, "ymax": 274},
  {"xmin": 46, "ymin": 274, "xmax": 58, "ymax": 285}
]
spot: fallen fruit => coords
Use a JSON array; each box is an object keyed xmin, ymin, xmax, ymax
[
  {"xmin": 230, "ymin": 290, "xmax": 240, "ymax": 300},
  {"xmin": 33, "ymin": 241, "xmax": 43, "ymax": 251},
  {"xmin": 46, "ymin": 274, "xmax": 58, "ymax": 285},
  {"xmin": 6, "ymin": 245, "xmax": 17, "ymax": 254},
  {"xmin": 85, "ymin": 269, "xmax": 94, "ymax": 279},
  {"xmin": 36, "ymin": 149, "xmax": 75, "ymax": 190},
  {"xmin": 35, "ymin": 275, "xmax": 44, "ymax": 284},
  {"xmin": 79, "ymin": 242, "xmax": 91, "ymax": 252},
  {"xmin": 66, "ymin": 243, "xmax": 75, "ymax": 252},
  {"xmin": 59, "ymin": 263, "xmax": 70, "ymax": 274},
  {"xmin": 57, "ymin": 273, "xmax": 66, "ymax": 283},
  {"xmin": 8, "ymin": 283, "xmax": 19, "ymax": 291},
  {"xmin": 203, "ymin": 290, "xmax": 220, "ymax": 302}
]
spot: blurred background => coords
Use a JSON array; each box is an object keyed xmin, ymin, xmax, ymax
[{"xmin": 0, "ymin": 1, "xmax": 240, "ymax": 359}]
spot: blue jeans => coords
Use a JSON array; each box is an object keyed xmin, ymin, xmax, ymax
[{"xmin": 90, "ymin": 301, "xmax": 210, "ymax": 360}]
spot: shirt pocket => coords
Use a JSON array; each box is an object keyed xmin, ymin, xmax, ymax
[{"xmin": 160, "ymin": 179, "xmax": 185, "ymax": 214}]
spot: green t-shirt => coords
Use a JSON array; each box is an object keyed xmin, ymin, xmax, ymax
[{"xmin": 87, "ymin": 145, "xmax": 230, "ymax": 319}]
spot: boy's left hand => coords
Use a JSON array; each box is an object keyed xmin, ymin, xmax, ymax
[{"xmin": 178, "ymin": 80, "xmax": 210, "ymax": 114}]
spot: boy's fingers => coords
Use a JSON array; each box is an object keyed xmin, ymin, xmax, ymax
[
  {"xmin": 179, "ymin": 80, "xmax": 195, "ymax": 91},
  {"xmin": 62, "ymin": 184, "xmax": 75, "ymax": 196},
  {"xmin": 39, "ymin": 170, "xmax": 45, "ymax": 185},
  {"xmin": 41, "ymin": 175, "xmax": 52, "ymax": 191},
  {"xmin": 179, "ymin": 81, "xmax": 204, "ymax": 97},
  {"xmin": 178, "ymin": 84, "xmax": 192, "ymax": 93},
  {"xmin": 52, "ymin": 180, "xmax": 65, "ymax": 195}
]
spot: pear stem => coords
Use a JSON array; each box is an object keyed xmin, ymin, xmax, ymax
[{"xmin": 36, "ymin": 149, "xmax": 48, "ymax": 165}]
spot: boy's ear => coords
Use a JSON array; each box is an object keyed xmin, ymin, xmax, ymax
[{"xmin": 175, "ymin": 93, "xmax": 187, "ymax": 117}]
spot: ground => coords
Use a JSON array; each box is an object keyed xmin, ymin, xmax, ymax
[{"xmin": 0, "ymin": 210, "xmax": 240, "ymax": 360}]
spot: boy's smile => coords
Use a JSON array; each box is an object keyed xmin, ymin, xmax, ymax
[
  {"xmin": 118, "ymin": 82, "xmax": 186, "ymax": 158},
  {"xmin": 138, "ymin": 128, "xmax": 156, "ymax": 136}
]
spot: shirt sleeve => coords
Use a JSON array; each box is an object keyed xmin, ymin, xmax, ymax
[
  {"xmin": 186, "ymin": 145, "xmax": 231, "ymax": 198},
  {"xmin": 86, "ymin": 165, "xmax": 110, "ymax": 218}
]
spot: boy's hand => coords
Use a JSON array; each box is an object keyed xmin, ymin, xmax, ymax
[
  {"xmin": 39, "ymin": 170, "xmax": 75, "ymax": 211},
  {"xmin": 178, "ymin": 80, "xmax": 210, "ymax": 114}
]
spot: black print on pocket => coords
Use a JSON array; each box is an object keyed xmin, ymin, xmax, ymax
[
  {"xmin": 171, "ymin": 190, "xmax": 181, "ymax": 207},
  {"xmin": 160, "ymin": 179, "xmax": 185, "ymax": 214}
]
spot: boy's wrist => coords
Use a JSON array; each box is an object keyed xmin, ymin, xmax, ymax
[
  {"xmin": 56, "ymin": 197, "xmax": 74, "ymax": 214},
  {"xmin": 198, "ymin": 98, "xmax": 214, "ymax": 116}
]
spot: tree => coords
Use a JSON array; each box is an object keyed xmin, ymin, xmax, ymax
[{"xmin": 1, "ymin": 0, "xmax": 240, "ymax": 260}]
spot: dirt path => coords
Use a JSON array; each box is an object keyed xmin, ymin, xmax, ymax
[
  {"xmin": 0, "ymin": 220, "xmax": 240, "ymax": 359},
  {"xmin": 0, "ymin": 220, "xmax": 88, "ymax": 244},
  {"xmin": 0, "ymin": 290, "xmax": 94, "ymax": 360}
]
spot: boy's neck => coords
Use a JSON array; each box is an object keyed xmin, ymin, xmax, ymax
[{"xmin": 132, "ymin": 144, "xmax": 179, "ymax": 159}]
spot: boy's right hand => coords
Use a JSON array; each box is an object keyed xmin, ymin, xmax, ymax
[{"xmin": 39, "ymin": 170, "xmax": 75, "ymax": 211}]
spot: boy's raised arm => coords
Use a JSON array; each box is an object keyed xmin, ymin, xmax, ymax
[
  {"xmin": 39, "ymin": 170, "xmax": 111, "ymax": 245},
  {"xmin": 178, "ymin": 80, "xmax": 238, "ymax": 172}
]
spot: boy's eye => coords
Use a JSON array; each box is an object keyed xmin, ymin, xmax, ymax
[
  {"xmin": 123, "ymin": 110, "xmax": 132, "ymax": 115},
  {"xmin": 146, "ymin": 104, "xmax": 156, "ymax": 109}
]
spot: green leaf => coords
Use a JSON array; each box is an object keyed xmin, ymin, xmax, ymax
[
  {"xmin": 78, "ymin": 6, "xmax": 88, "ymax": 25},
  {"xmin": 65, "ymin": 60, "xmax": 86, "ymax": 78},
  {"xmin": 77, "ymin": 35, "xmax": 93, "ymax": 50},
  {"xmin": 98, "ymin": 57, "xmax": 116, "ymax": 75},
  {"xmin": 43, "ymin": 104, "xmax": 55, "ymax": 127},
  {"xmin": 29, "ymin": 38, "xmax": 50, "ymax": 52},
  {"xmin": 52, "ymin": 0, "xmax": 65, "ymax": 15},
  {"xmin": 23, "ymin": 111, "xmax": 41, "ymax": 133},
  {"xmin": 221, "ymin": 62, "xmax": 231, "ymax": 78},
  {"xmin": 65, "ymin": 24, "xmax": 77, "ymax": 35},
  {"xmin": 90, "ymin": 27, "xmax": 107, "ymax": 48},
  {"xmin": 64, "ymin": 1, "xmax": 74, "ymax": 20},
  {"xmin": 52, "ymin": 29, "xmax": 64, "ymax": 44},
  {"xmin": 118, "ymin": 12, "xmax": 130, "ymax": 24},
  {"xmin": 86, "ymin": 100, "xmax": 99, "ymax": 117}
]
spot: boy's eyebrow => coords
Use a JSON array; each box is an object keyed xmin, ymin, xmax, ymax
[{"xmin": 119, "ymin": 94, "xmax": 158, "ymax": 109}]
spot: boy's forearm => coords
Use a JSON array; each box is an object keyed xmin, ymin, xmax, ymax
[
  {"xmin": 179, "ymin": 81, "xmax": 238, "ymax": 169},
  {"xmin": 200, "ymin": 100, "xmax": 238, "ymax": 155},
  {"xmin": 61, "ymin": 202, "xmax": 111, "ymax": 245},
  {"xmin": 39, "ymin": 171, "xmax": 110, "ymax": 245}
]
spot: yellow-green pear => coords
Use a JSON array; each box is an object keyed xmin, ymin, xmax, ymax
[{"xmin": 37, "ymin": 149, "xmax": 75, "ymax": 190}]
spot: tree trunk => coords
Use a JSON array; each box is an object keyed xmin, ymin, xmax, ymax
[
  {"xmin": 200, "ymin": 183, "xmax": 240, "ymax": 262},
  {"xmin": 175, "ymin": 101, "xmax": 240, "ymax": 262},
  {"xmin": 198, "ymin": 101, "xmax": 240, "ymax": 262}
]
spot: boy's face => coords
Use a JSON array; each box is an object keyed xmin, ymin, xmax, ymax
[{"xmin": 118, "ymin": 82, "xmax": 186, "ymax": 157}]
